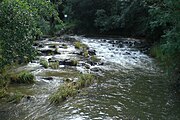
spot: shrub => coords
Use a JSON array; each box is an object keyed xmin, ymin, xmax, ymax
[{"xmin": 40, "ymin": 59, "xmax": 49, "ymax": 68}]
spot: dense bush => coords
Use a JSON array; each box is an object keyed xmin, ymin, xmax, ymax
[
  {"xmin": 149, "ymin": 0, "xmax": 180, "ymax": 82},
  {"xmin": 63, "ymin": 0, "xmax": 149, "ymax": 36},
  {"xmin": 0, "ymin": 0, "xmax": 38, "ymax": 68},
  {"xmin": 0, "ymin": 0, "xmax": 61, "ymax": 70}
]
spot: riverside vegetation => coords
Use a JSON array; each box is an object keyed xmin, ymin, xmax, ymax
[{"xmin": 50, "ymin": 74, "xmax": 95, "ymax": 104}]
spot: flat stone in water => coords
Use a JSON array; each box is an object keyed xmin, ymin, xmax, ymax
[{"xmin": 42, "ymin": 77, "xmax": 53, "ymax": 80}]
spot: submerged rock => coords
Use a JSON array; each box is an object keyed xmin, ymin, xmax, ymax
[
  {"xmin": 59, "ymin": 59, "xmax": 78, "ymax": 66},
  {"xmin": 48, "ymin": 57, "xmax": 58, "ymax": 63},
  {"xmin": 22, "ymin": 95, "xmax": 36, "ymax": 102},
  {"xmin": 39, "ymin": 49, "xmax": 55, "ymax": 55},
  {"xmin": 90, "ymin": 67, "xmax": 102, "ymax": 72},
  {"xmin": 48, "ymin": 45, "xmax": 57, "ymax": 48},
  {"xmin": 85, "ymin": 63, "xmax": 91, "ymax": 69},
  {"xmin": 42, "ymin": 77, "xmax": 53, "ymax": 80},
  {"xmin": 88, "ymin": 49, "xmax": 96, "ymax": 56},
  {"xmin": 64, "ymin": 78, "xmax": 73, "ymax": 82},
  {"xmin": 87, "ymin": 60, "xmax": 97, "ymax": 66},
  {"xmin": 38, "ymin": 44, "xmax": 44, "ymax": 48}
]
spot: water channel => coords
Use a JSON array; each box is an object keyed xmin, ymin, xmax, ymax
[{"xmin": 0, "ymin": 36, "xmax": 179, "ymax": 120}]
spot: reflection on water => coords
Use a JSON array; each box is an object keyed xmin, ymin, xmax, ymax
[{"xmin": 0, "ymin": 36, "xmax": 180, "ymax": 120}]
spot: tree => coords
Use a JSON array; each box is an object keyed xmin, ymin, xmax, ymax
[
  {"xmin": 149, "ymin": 0, "xmax": 180, "ymax": 81},
  {"xmin": 0, "ymin": 0, "xmax": 38, "ymax": 67},
  {"xmin": 0, "ymin": 0, "xmax": 61, "ymax": 69}
]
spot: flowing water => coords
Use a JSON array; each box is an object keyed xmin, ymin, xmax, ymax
[{"xmin": 0, "ymin": 36, "xmax": 180, "ymax": 120}]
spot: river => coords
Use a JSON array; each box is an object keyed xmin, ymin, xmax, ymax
[{"xmin": 0, "ymin": 36, "xmax": 179, "ymax": 120}]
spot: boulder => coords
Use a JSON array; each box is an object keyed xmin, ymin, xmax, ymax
[
  {"xmin": 90, "ymin": 67, "xmax": 102, "ymax": 72},
  {"xmin": 64, "ymin": 78, "xmax": 73, "ymax": 82},
  {"xmin": 48, "ymin": 45, "xmax": 57, "ymax": 48},
  {"xmin": 85, "ymin": 63, "xmax": 91, "ymax": 69},
  {"xmin": 59, "ymin": 59, "xmax": 78, "ymax": 66},
  {"xmin": 38, "ymin": 44, "xmax": 44, "ymax": 48},
  {"xmin": 25, "ymin": 95, "xmax": 36, "ymax": 101},
  {"xmin": 33, "ymin": 42, "xmax": 39, "ymax": 46},
  {"xmin": 88, "ymin": 49, "xmax": 96, "ymax": 56},
  {"xmin": 48, "ymin": 57, "xmax": 57, "ymax": 62},
  {"xmin": 98, "ymin": 62, "xmax": 104, "ymax": 65},
  {"xmin": 39, "ymin": 49, "xmax": 55, "ymax": 55},
  {"xmin": 87, "ymin": 60, "xmax": 97, "ymax": 66},
  {"xmin": 59, "ymin": 60, "xmax": 65, "ymax": 65}
]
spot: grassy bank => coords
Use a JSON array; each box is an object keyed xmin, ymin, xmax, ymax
[{"xmin": 0, "ymin": 70, "xmax": 35, "ymax": 103}]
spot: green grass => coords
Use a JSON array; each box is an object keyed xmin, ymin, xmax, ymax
[
  {"xmin": 71, "ymin": 59, "xmax": 78, "ymax": 66},
  {"xmin": 49, "ymin": 83, "xmax": 77, "ymax": 104},
  {"xmin": 83, "ymin": 50, "xmax": 89, "ymax": 58},
  {"xmin": 40, "ymin": 59, "xmax": 49, "ymax": 68},
  {"xmin": 150, "ymin": 45, "xmax": 161, "ymax": 58},
  {"xmin": 10, "ymin": 71, "xmax": 35, "ymax": 84},
  {"xmin": 0, "ymin": 89, "xmax": 24, "ymax": 103},
  {"xmin": 7, "ymin": 92, "xmax": 24, "ymax": 103},
  {"xmin": 49, "ymin": 62, "xmax": 59, "ymax": 69},
  {"xmin": 0, "ymin": 88, "xmax": 8, "ymax": 99},
  {"xmin": 91, "ymin": 55, "xmax": 100, "ymax": 62},
  {"xmin": 74, "ymin": 41, "xmax": 88, "ymax": 50},
  {"xmin": 76, "ymin": 74, "xmax": 94, "ymax": 88},
  {"xmin": 37, "ymin": 70, "xmax": 80, "ymax": 78},
  {"xmin": 49, "ymin": 74, "xmax": 95, "ymax": 104}
]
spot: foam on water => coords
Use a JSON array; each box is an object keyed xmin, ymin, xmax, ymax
[{"xmin": 71, "ymin": 36, "xmax": 155, "ymax": 72}]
